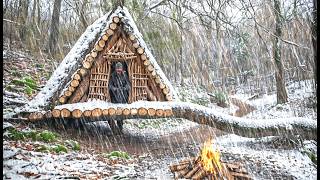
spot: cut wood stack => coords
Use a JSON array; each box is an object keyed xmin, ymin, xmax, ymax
[{"xmin": 169, "ymin": 158, "xmax": 252, "ymax": 180}]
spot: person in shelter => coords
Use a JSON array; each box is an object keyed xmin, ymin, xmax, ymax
[{"xmin": 109, "ymin": 62, "xmax": 131, "ymax": 103}]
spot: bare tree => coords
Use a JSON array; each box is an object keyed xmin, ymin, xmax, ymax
[
  {"xmin": 19, "ymin": 0, "xmax": 30, "ymax": 41},
  {"xmin": 311, "ymin": 0, "xmax": 317, "ymax": 89},
  {"xmin": 273, "ymin": 0, "xmax": 288, "ymax": 104},
  {"xmin": 48, "ymin": 0, "xmax": 62, "ymax": 56}
]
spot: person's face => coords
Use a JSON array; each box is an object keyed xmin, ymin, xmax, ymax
[{"xmin": 116, "ymin": 66, "xmax": 123, "ymax": 74}]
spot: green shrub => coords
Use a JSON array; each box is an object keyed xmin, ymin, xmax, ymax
[
  {"xmin": 39, "ymin": 130, "xmax": 58, "ymax": 142},
  {"xmin": 8, "ymin": 129, "xmax": 26, "ymax": 140},
  {"xmin": 302, "ymin": 148, "xmax": 317, "ymax": 164},
  {"xmin": 105, "ymin": 151, "xmax": 130, "ymax": 159},
  {"xmin": 212, "ymin": 91, "xmax": 228, "ymax": 107},
  {"xmin": 51, "ymin": 144, "xmax": 68, "ymax": 153},
  {"xmin": 11, "ymin": 76, "xmax": 38, "ymax": 96},
  {"xmin": 36, "ymin": 145, "xmax": 50, "ymax": 153},
  {"xmin": 64, "ymin": 140, "xmax": 80, "ymax": 151}
]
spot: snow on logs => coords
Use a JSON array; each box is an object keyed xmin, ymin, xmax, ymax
[
  {"xmin": 128, "ymin": 35, "xmax": 172, "ymax": 101},
  {"xmin": 58, "ymin": 16, "xmax": 122, "ymax": 105},
  {"xmin": 27, "ymin": 101, "xmax": 317, "ymax": 140},
  {"xmin": 28, "ymin": 107, "xmax": 174, "ymax": 121}
]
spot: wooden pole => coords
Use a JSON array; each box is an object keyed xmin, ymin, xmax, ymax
[
  {"xmin": 98, "ymin": 39, "xmax": 106, "ymax": 47},
  {"xmin": 59, "ymin": 96, "xmax": 66, "ymax": 104},
  {"xmin": 102, "ymin": 109, "xmax": 109, "ymax": 116},
  {"xmin": 73, "ymin": 73, "xmax": 81, "ymax": 81},
  {"xmin": 61, "ymin": 108, "xmax": 71, "ymax": 118},
  {"xmin": 140, "ymin": 54, "xmax": 147, "ymax": 61},
  {"xmin": 138, "ymin": 107, "xmax": 147, "ymax": 116},
  {"xmin": 91, "ymin": 51, "xmax": 98, "ymax": 58},
  {"xmin": 123, "ymin": 108, "xmax": 130, "ymax": 116},
  {"xmin": 116, "ymin": 108, "xmax": 123, "ymax": 115},
  {"xmin": 102, "ymin": 34, "xmax": 109, "ymax": 41},
  {"xmin": 109, "ymin": 108, "xmax": 116, "ymax": 116},
  {"xmin": 156, "ymin": 109, "xmax": 164, "ymax": 117},
  {"xmin": 147, "ymin": 108, "xmax": 156, "ymax": 116},
  {"xmin": 112, "ymin": 16, "xmax": 120, "ymax": 23},
  {"xmin": 52, "ymin": 109, "xmax": 61, "ymax": 118},
  {"xmin": 79, "ymin": 68, "xmax": 87, "ymax": 77},
  {"xmin": 83, "ymin": 61, "xmax": 92, "ymax": 69},
  {"xmin": 44, "ymin": 111, "xmax": 53, "ymax": 119},
  {"xmin": 130, "ymin": 108, "xmax": 138, "ymax": 115},
  {"xmin": 109, "ymin": 22, "xmax": 117, "ymax": 30},
  {"xmin": 64, "ymin": 90, "xmax": 72, "ymax": 97},
  {"xmin": 83, "ymin": 110, "xmax": 92, "ymax": 117},
  {"xmin": 164, "ymin": 109, "xmax": 173, "ymax": 116},
  {"xmin": 72, "ymin": 109, "xmax": 82, "ymax": 118},
  {"xmin": 92, "ymin": 108, "xmax": 102, "ymax": 117},
  {"xmin": 70, "ymin": 79, "xmax": 80, "ymax": 88},
  {"xmin": 137, "ymin": 47, "xmax": 144, "ymax": 54},
  {"xmin": 106, "ymin": 29, "xmax": 114, "ymax": 36}
]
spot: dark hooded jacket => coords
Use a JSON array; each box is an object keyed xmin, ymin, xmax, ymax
[{"xmin": 109, "ymin": 71, "xmax": 130, "ymax": 103}]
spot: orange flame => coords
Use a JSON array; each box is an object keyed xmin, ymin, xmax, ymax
[{"xmin": 200, "ymin": 138, "xmax": 222, "ymax": 174}]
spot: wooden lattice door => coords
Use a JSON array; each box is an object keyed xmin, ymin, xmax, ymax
[
  {"xmin": 130, "ymin": 64, "xmax": 149, "ymax": 101},
  {"xmin": 87, "ymin": 61, "xmax": 111, "ymax": 101}
]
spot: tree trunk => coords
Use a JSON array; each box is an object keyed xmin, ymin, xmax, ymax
[
  {"xmin": 48, "ymin": 0, "xmax": 62, "ymax": 56},
  {"xmin": 31, "ymin": 0, "xmax": 37, "ymax": 23},
  {"xmin": 273, "ymin": 0, "xmax": 288, "ymax": 104},
  {"xmin": 311, "ymin": 0, "xmax": 317, "ymax": 90},
  {"xmin": 19, "ymin": 0, "xmax": 29, "ymax": 41}
]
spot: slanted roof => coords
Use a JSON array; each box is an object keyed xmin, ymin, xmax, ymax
[{"xmin": 16, "ymin": 6, "xmax": 178, "ymax": 115}]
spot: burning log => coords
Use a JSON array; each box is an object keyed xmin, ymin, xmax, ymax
[{"xmin": 169, "ymin": 139, "xmax": 252, "ymax": 180}]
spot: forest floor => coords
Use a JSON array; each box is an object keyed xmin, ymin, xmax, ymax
[{"xmin": 3, "ymin": 42, "xmax": 317, "ymax": 179}]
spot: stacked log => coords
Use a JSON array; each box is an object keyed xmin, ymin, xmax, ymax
[{"xmin": 72, "ymin": 109, "xmax": 82, "ymax": 118}]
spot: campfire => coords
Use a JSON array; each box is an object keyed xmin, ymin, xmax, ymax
[{"xmin": 169, "ymin": 138, "xmax": 252, "ymax": 179}]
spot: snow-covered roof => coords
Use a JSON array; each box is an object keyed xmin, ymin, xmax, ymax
[{"xmin": 15, "ymin": 6, "xmax": 178, "ymax": 114}]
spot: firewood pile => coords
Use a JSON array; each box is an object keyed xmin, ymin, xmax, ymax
[
  {"xmin": 169, "ymin": 139, "xmax": 252, "ymax": 180},
  {"xmin": 169, "ymin": 158, "xmax": 252, "ymax": 180}
]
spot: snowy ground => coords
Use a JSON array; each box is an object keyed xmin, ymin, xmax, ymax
[{"xmin": 3, "ymin": 44, "xmax": 317, "ymax": 179}]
